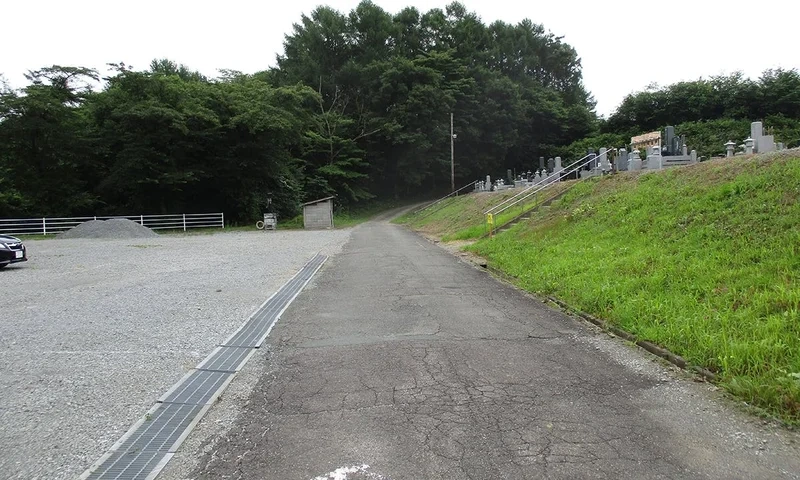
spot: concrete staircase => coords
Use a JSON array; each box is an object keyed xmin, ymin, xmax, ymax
[
  {"xmin": 484, "ymin": 183, "xmax": 576, "ymax": 238},
  {"xmin": 495, "ymin": 205, "xmax": 551, "ymax": 234}
]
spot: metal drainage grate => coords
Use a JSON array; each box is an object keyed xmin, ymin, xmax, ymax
[
  {"xmin": 222, "ymin": 253, "xmax": 327, "ymax": 348},
  {"xmin": 158, "ymin": 369, "xmax": 233, "ymax": 406},
  {"xmin": 196, "ymin": 346, "xmax": 255, "ymax": 373},
  {"xmin": 81, "ymin": 253, "xmax": 328, "ymax": 480},
  {"xmin": 82, "ymin": 403, "xmax": 205, "ymax": 480}
]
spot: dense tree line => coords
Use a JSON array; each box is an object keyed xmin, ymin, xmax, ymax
[
  {"xmin": 604, "ymin": 69, "xmax": 800, "ymax": 134},
  {"xmin": 0, "ymin": 1, "xmax": 595, "ymax": 221},
  {"xmin": 563, "ymin": 69, "xmax": 800, "ymax": 160},
  {"xmin": 5, "ymin": 1, "xmax": 794, "ymax": 222}
]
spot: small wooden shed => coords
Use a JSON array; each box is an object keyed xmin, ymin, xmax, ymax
[{"xmin": 302, "ymin": 196, "xmax": 335, "ymax": 229}]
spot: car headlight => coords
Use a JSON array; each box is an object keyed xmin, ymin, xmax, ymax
[{"xmin": 0, "ymin": 243, "xmax": 7, "ymax": 250}]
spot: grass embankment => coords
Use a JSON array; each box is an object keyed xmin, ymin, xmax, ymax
[
  {"xmin": 408, "ymin": 152, "xmax": 800, "ymax": 425},
  {"xmin": 396, "ymin": 184, "xmax": 573, "ymax": 241}
]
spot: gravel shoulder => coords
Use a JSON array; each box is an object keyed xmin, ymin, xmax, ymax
[{"xmin": 0, "ymin": 229, "xmax": 350, "ymax": 480}]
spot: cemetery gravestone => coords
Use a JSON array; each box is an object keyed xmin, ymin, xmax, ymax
[
  {"xmin": 647, "ymin": 146, "xmax": 662, "ymax": 170},
  {"xmin": 617, "ymin": 148, "xmax": 629, "ymax": 171},
  {"xmin": 599, "ymin": 148, "xmax": 610, "ymax": 171},
  {"xmin": 630, "ymin": 150, "xmax": 643, "ymax": 171}
]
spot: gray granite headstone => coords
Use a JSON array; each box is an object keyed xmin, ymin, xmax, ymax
[
  {"xmin": 539, "ymin": 157, "xmax": 545, "ymax": 171},
  {"xmin": 664, "ymin": 126, "xmax": 675, "ymax": 155},
  {"xmin": 617, "ymin": 148, "xmax": 628, "ymax": 171},
  {"xmin": 647, "ymin": 146, "xmax": 662, "ymax": 170},
  {"xmin": 553, "ymin": 157, "xmax": 563, "ymax": 181},
  {"xmin": 751, "ymin": 122, "xmax": 763, "ymax": 151},
  {"xmin": 547, "ymin": 157, "xmax": 555, "ymax": 172},
  {"xmin": 759, "ymin": 135, "xmax": 776, "ymax": 153},
  {"xmin": 599, "ymin": 148, "xmax": 610, "ymax": 171},
  {"xmin": 630, "ymin": 150, "xmax": 642, "ymax": 171},
  {"xmin": 588, "ymin": 153, "xmax": 597, "ymax": 170}
]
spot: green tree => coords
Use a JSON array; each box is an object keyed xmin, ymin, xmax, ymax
[
  {"xmin": 0, "ymin": 66, "xmax": 99, "ymax": 216},
  {"xmin": 274, "ymin": 1, "xmax": 596, "ymax": 194},
  {"xmin": 90, "ymin": 68, "xmax": 218, "ymax": 213}
]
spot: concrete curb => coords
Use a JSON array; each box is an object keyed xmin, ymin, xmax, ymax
[{"xmin": 482, "ymin": 263, "xmax": 718, "ymax": 383}]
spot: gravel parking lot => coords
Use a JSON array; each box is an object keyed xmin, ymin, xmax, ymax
[{"xmin": 0, "ymin": 229, "xmax": 350, "ymax": 480}]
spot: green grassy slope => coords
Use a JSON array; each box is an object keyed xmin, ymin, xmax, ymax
[
  {"xmin": 396, "ymin": 183, "xmax": 574, "ymax": 241},
  {"xmin": 410, "ymin": 151, "xmax": 800, "ymax": 424}
]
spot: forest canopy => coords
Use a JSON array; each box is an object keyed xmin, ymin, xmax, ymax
[{"xmin": 0, "ymin": 2, "xmax": 594, "ymax": 220}]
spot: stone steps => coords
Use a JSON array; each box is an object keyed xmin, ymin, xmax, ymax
[{"xmin": 486, "ymin": 191, "xmax": 565, "ymax": 238}]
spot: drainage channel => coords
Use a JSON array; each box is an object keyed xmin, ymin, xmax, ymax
[{"xmin": 80, "ymin": 253, "xmax": 328, "ymax": 480}]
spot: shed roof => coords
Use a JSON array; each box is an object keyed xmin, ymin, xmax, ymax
[{"xmin": 301, "ymin": 196, "xmax": 335, "ymax": 207}]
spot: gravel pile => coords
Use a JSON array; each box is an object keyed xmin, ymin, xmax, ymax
[
  {"xmin": 0, "ymin": 229, "xmax": 351, "ymax": 479},
  {"xmin": 60, "ymin": 218, "xmax": 159, "ymax": 239}
]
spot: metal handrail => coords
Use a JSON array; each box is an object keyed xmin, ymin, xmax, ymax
[
  {"xmin": 484, "ymin": 153, "xmax": 595, "ymax": 216},
  {"xmin": 412, "ymin": 180, "xmax": 479, "ymax": 216},
  {"xmin": 490, "ymin": 149, "xmax": 613, "ymax": 218}
]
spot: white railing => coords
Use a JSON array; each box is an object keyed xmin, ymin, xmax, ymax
[
  {"xmin": 0, "ymin": 213, "xmax": 225, "ymax": 236},
  {"xmin": 488, "ymin": 150, "xmax": 613, "ymax": 218},
  {"xmin": 484, "ymin": 152, "xmax": 596, "ymax": 216}
]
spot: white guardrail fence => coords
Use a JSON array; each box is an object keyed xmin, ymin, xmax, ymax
[{"xmin": 0, "ymin": 213, "xmax": 225, "ymax": 236}]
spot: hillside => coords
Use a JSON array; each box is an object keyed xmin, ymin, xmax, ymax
[
  {"xmin": 397, "ymin": 182, "xmax": 575, "ymax": 241},
  {"xmin": 400, "ymin": 151, "xmax": 800, "ymax": 424}
]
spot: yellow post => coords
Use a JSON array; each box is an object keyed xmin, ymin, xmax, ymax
[{"xmin": 486, "ymin": 213, "xmax": 494, "ymax": 238}]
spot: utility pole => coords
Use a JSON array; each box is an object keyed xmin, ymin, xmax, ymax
[{"xmin": 450, "ymin": 112, "xmax": 455, "ymax": 192}]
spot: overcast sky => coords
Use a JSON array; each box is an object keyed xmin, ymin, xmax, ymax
[{"xmin": 3, "ymin": 0, "xmax": 798, "ymax": 116}]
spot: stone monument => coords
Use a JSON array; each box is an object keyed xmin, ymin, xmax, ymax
[
  {"xmin": 751, "ymin": 122, "xmax": 776, "ymax": 153},
  {"xmin": 629, "ymin": 150, "xmax": 643, "ymax": 171},
  {"xmin": 616, "ymin": 148, "xmax": 629, "ymax": 171},
  {"xmin": 554, "ymin": 157, "xmax": 564, "ymax": 180},
  {"xmin": 599, "ymin": 148, "xmax": 611, "ymax": 171},
  {"xmin": 647, "ymin": 146, "xmax": 662, "ymax": 171},
  {"xmin": 662, "ymin": 126, "xmax": 686, "ymax": 157}
]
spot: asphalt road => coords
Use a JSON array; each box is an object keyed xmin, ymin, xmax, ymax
[{"xmin": 187, "ymin": 220, "xmax": 800, "ymax": 479}]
